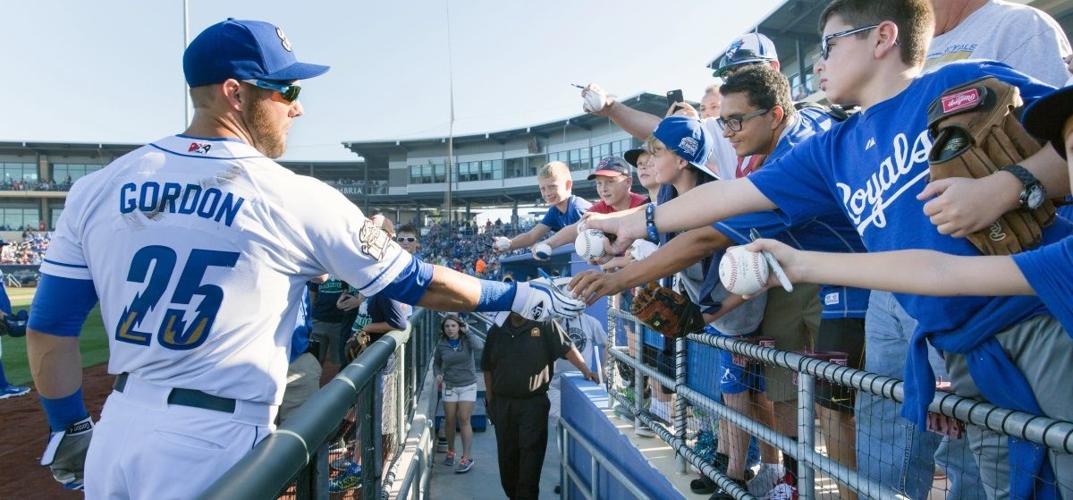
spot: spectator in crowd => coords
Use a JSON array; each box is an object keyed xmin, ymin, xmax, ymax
[
  {"xmin": 491, "ymin": 161, "xmax": 591, "ymax": 255},
  {"xmin": 396, "ymin": 223, "xmax": 421, "ymax": 258},
  {"xmin": 698, "ymin": 84, "xmax": 722, "ymax": 120},
  {"xmin": 308, "ymin": 274, "xmax": 350, "ymax": 383},
  {"xmin": 482, "ymin": 311, "xmax": 598, "ymax": 500},
  {"xmin": 433, "ymin": 314, "xmax": 485, "ymax": 474},
  {"xmin": 581, "ymin": 1, "xmax": 1071, "ymax": 498}
]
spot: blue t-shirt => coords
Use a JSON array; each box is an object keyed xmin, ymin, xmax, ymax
[
  {"xmin": 713, "ymin": 109, "xmax": 870, "ymax": 319},
  {"xmin": 1013, "ymin": 236, "xmax": 1073, "ymax": 336},
  {"xmin": 746, "ymin": 61, "xmax": 1068, "ymax": 496},
  {"xmin": 540, "ymin": 196, "xmax": 592, "ymax": 231}
]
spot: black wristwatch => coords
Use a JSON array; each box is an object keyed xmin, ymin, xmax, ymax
[{"xmin": 1001, "ymin": 164, "xmax": 1046, "ymax": 210}]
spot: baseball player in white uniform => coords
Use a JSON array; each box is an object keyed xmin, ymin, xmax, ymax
[{"xmin": 26, "ymin": 19, "xmax": 584, "ymax": 499}]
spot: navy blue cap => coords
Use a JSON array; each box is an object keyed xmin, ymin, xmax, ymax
[
  {"xmin": 588, "ymin": 156, "xmax": 631, "ymax": 179},
  {"xmin": 623, "ymin": 148, "xmax": 646, "ymax": 167},
  {"xmin": 1022, "ymin": 85, "xmax": 1073, "ymax": 159},
  {"xmin": 653, "ymin": 116, "xmax": 716, "ymax": 178},
  {"xmin": 184, "ymin": 18, "xmax": 330, "ymax": 87}
]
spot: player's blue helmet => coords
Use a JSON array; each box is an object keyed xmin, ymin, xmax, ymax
[{"xmin": 184, "ymin": 18, "xmax": 330, "ymax": 87}]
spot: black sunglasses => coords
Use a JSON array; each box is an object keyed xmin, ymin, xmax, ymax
[
  {"xmin": 820, "ymin": 24, "xmax": 881, "ymax": 60},
  {"xmin": 716, "ymin": 109, "xmax": 770, "ymax": 132},
  {"xmin": 243, "ymin": 79, "xmax": 301, "ymax": 102}
]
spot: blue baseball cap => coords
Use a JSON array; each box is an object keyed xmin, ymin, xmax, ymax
[
  {"xmin": 1022, "ymin": 85, "xmax": 1073, "ymax": 159},
  {"xmin": 652, "ymin": 116, "xmax": 717, "ymax": 178},
  {"xmin": 184, "ymin": 18, "xmax": 330, "ymax": 87}
]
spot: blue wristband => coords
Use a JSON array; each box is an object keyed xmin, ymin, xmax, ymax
[
  {"xmin": 475, "ymin": 280, "xmax": 517, "ymax": 312},
  {"xmin": 40, "ymin": 387, "xmax": 89, "ymax": 431},
  {"xmin": 645, "ymin": 203, "xmax": 660, "ymax": 243}
]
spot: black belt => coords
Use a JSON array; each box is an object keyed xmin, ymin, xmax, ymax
[{"xmin": 114, "ymin": 373, "xmax": 237, "ymax": 414}]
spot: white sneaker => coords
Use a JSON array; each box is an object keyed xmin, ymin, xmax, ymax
[
  {"xmin": 634, "ymin": 423, "xmax": 655, "ymax": 438},
  {"xmin": 747, "ymin": 463, "xmax": 785, "ymax": 497}
]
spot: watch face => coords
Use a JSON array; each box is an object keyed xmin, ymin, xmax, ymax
[{"xmin": 1027, "ymin": 186, "xmax": 1045, "ymax": 209}]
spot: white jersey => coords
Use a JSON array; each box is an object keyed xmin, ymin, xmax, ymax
[{"xmin": 41, "ymin": 135, "xmax": 410, "ymax": 405}]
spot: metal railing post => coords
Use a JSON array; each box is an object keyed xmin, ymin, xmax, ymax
[
  {"xmin": 674, "ymin": 337, "xmax": 688, "ymax": 474},
  {"xmin": 360, "ymin": 379, "xmax": 380, "ymax": 497},
  {"xmin": 797, "ymin": 373, "xmax": 816, "ymax": 500},
  {"xmin": 633, "ymin": 316, "xmax": 646, "ymax": 435}
]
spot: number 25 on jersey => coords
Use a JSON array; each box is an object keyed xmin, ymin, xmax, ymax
[{"xmin": 115, "ymin": 245, "xmax": 239, "ymax": 350}]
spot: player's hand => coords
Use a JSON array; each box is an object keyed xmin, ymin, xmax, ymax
[
  {"xmin": 582, "ymin": 210, "xmax": 647, "ymax": 255},
  {"xmin": 493, "ymin": 236, "xmax": 512, "ymax": 253},
  {"xmin": 742, "ymin": 239, "xmax": 807, "ymax": 286},
  {"xmin": 917, "ymin": 174, "xmax": 1019, "ymax": 238},
  {"xmin": 583, "ymin": 370, "xmax": 601, "ymax": 384},
  {"xmin": 569, "ymin": 269, "xmax": 627, "ymax": 306},
  {"xmin": 41, "ymin": 417, "xmax": 93, "ymax": 491},
  {"xmin": 581, "ymin": 84, "xmax": 614, "ymax": 116},
  {"xmin": 513, "ymin": 280, "xmax": 586, "ymax": 321},
  {"xmin": 666, "ymin": 101, "xmax": 699, "ymax": 119}
]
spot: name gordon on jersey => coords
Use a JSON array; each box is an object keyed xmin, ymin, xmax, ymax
[{"xmin": 119, "ymin": 181, "xmax": 245, "ymax": 227}]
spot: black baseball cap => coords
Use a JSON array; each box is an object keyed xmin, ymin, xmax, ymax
[
  {"xmin": 623, "ymin": 148, "xmax": 646, "ymax": 167},
  {"xmin": 588, "ymin": 156, "xmax": 631, "ymax": 180},
  {"xmin": 1022, "ymin": 85, "xmax": 1073, "ymax": 159}
]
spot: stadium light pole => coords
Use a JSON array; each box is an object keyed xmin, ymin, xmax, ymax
[{"xmin": 444, "ymin": 0, "xmax": 455, "ymax": 226}]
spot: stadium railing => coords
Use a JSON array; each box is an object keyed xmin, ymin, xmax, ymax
[
  {"xmin": 200, "ymin": 308, "xmax": 439, "ymax": 500},
  {"xmin": 603, "ymin": 297, "xmax": 1073, "ymax": 500}
]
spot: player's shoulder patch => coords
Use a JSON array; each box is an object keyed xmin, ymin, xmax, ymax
[{"xmin": 358, "ymin": 218, "xmax": 391, "ymax": 261}]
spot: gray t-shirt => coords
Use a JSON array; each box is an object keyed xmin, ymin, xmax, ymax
[
  {"xmin": 433, "ymin": 331, "xmax": 485, "ymax": 388},
  {"xmin": 552, "ymin": 314, "xmax": 606, "ymax": 376},
  {"xmin": 925, "ymin": 0, "xmax": 1072, "ymax": 87}
]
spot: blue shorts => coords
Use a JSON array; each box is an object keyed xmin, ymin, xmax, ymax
[{"xmin": 706, "ymin": 327, "xmax": 765, "ymax": 395}]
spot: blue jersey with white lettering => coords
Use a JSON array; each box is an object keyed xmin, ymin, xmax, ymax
[
  {"xmin": 746, "ymin": 61, "xmax": 1070, "ymax": 427},
  {"xmin": 32, "ymin": 135, "xmax": 412, "ymax": 405},
  {"xmin": 540, "ymin": 196, "xmax": 591, "ymax": 231},
  {"xmin": 713, "ymin": 109, "xmax": 869, "ymax": 319}
]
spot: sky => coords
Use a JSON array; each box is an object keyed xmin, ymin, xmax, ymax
[{"xmin": 3, "ymin": 1, "xmax": 782, "ymax": 161}]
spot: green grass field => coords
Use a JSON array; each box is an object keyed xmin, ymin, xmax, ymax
[{"xmin": 1, "ymin": 287, "xmax": 108, "ymax": 386}]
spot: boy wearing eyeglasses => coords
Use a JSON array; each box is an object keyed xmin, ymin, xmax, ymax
[{"xmin": 582, "ymin": 1, "xmax": 1073, "ymax": 497}]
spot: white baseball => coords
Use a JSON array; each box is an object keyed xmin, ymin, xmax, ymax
[
  {"xmin": 493, "ymin": 236, "xmax": 511, "ymax": 252},
  {"xmin": 582, "ymin": 85, "xmax": 609, "ymax": 113},
  {"xmin": 532, "ymin": 242, "xmax": 553, "ymax": 260},
  {"xmin": 629, "ymin": 240, "xmax": 658, "ymax": 261},
  {"xmin": 574, "ymin": 229, "xmax": 607, "ymax": 260},
  {"xmin": 718, "ymin": 246, "xmax": 769, "ymax": 296}
]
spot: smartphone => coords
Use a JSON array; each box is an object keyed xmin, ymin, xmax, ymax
[{"xmin": 666, "ymin": 89, "xmax": 684, "ymax": 107}]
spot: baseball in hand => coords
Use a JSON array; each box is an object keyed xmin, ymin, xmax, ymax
[
  {"xmin": 575, "ymin": 229, "xmax": 607, "ymax": 260},
  {"xmin": 719, "ymin": 246, "xmax": 769, "ymax": 296},
  {"xmin": 582, "ymin": 85, "xmax": 609, "ymax": 113},
  {"xmin": 493, "ymin": 236, "xmax": 511, "ymax": 252},
  {"xmin": 532, "ymin": 242, "xmax": 553, "ymax": 260}
]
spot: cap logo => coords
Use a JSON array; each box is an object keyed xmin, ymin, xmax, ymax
[
  {"xmin": 724, "ymin": 39, "xmax": 744, "ymax": 60},
  {"xmin": 275, "ymin": 26, "xmax": 293, "ymax": 52},
  {"xmin": 941, "ymin": 88, "xmax": 980, "ymax": 114},
  {"xmin": 678, "ymin": 137, "xmax": 700, "ymax": 157}
]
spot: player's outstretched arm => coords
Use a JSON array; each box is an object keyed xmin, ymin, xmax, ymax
[
  {"xmin": 392, "ymin": 263, "xmax": 584, "ymax": 321},
  {"xmin": 744, "ymin": 239, "xmax": 1033, "ymax": 297},
  {"xmin": 585, "ymin": 178, "xmax": 775, "ymax": 255},
  {"xmin": 570, "ymin": 226, "xmax": 731, "ymax": 304}
]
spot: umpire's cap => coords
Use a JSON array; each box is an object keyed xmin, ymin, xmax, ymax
[
  {"xmin": 184, "ymin": 18, "xmax": 330, "ymax": 87},
  {"xmin": 708, "ymin": 32, "xmax": 778, "ymax": 78},
  {"xmin": 1023, "ymin": 85, "xmax": 1073, "ymax": 159}
]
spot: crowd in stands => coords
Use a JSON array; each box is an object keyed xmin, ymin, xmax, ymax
[
  {"xmin": 416, "ymin": 219, "xmax": 535, "ymax": 279},
  {"xmin": 0, "ymin": 232, "xmax": 51, "ymax": 265}
]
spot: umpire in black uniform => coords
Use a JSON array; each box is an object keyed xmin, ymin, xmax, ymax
[{"xmin": 481, "ymin": 312, "xmax": 598, "ymax": 499}]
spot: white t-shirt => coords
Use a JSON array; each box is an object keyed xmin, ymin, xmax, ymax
[
  {"xmin": 42, "ymin": 135, "xmax": 411, "ymax": 405},
  {"xmin": 925, "ymin": 0, "xmax": 1072, "ymax": 87},
  {"xmin": 701, "ymin": 118, "xmax": 743, "ymax": 180},
  {"xmin": 553, "ymin": 314, "xmax": 606, "ymax": 375}
]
